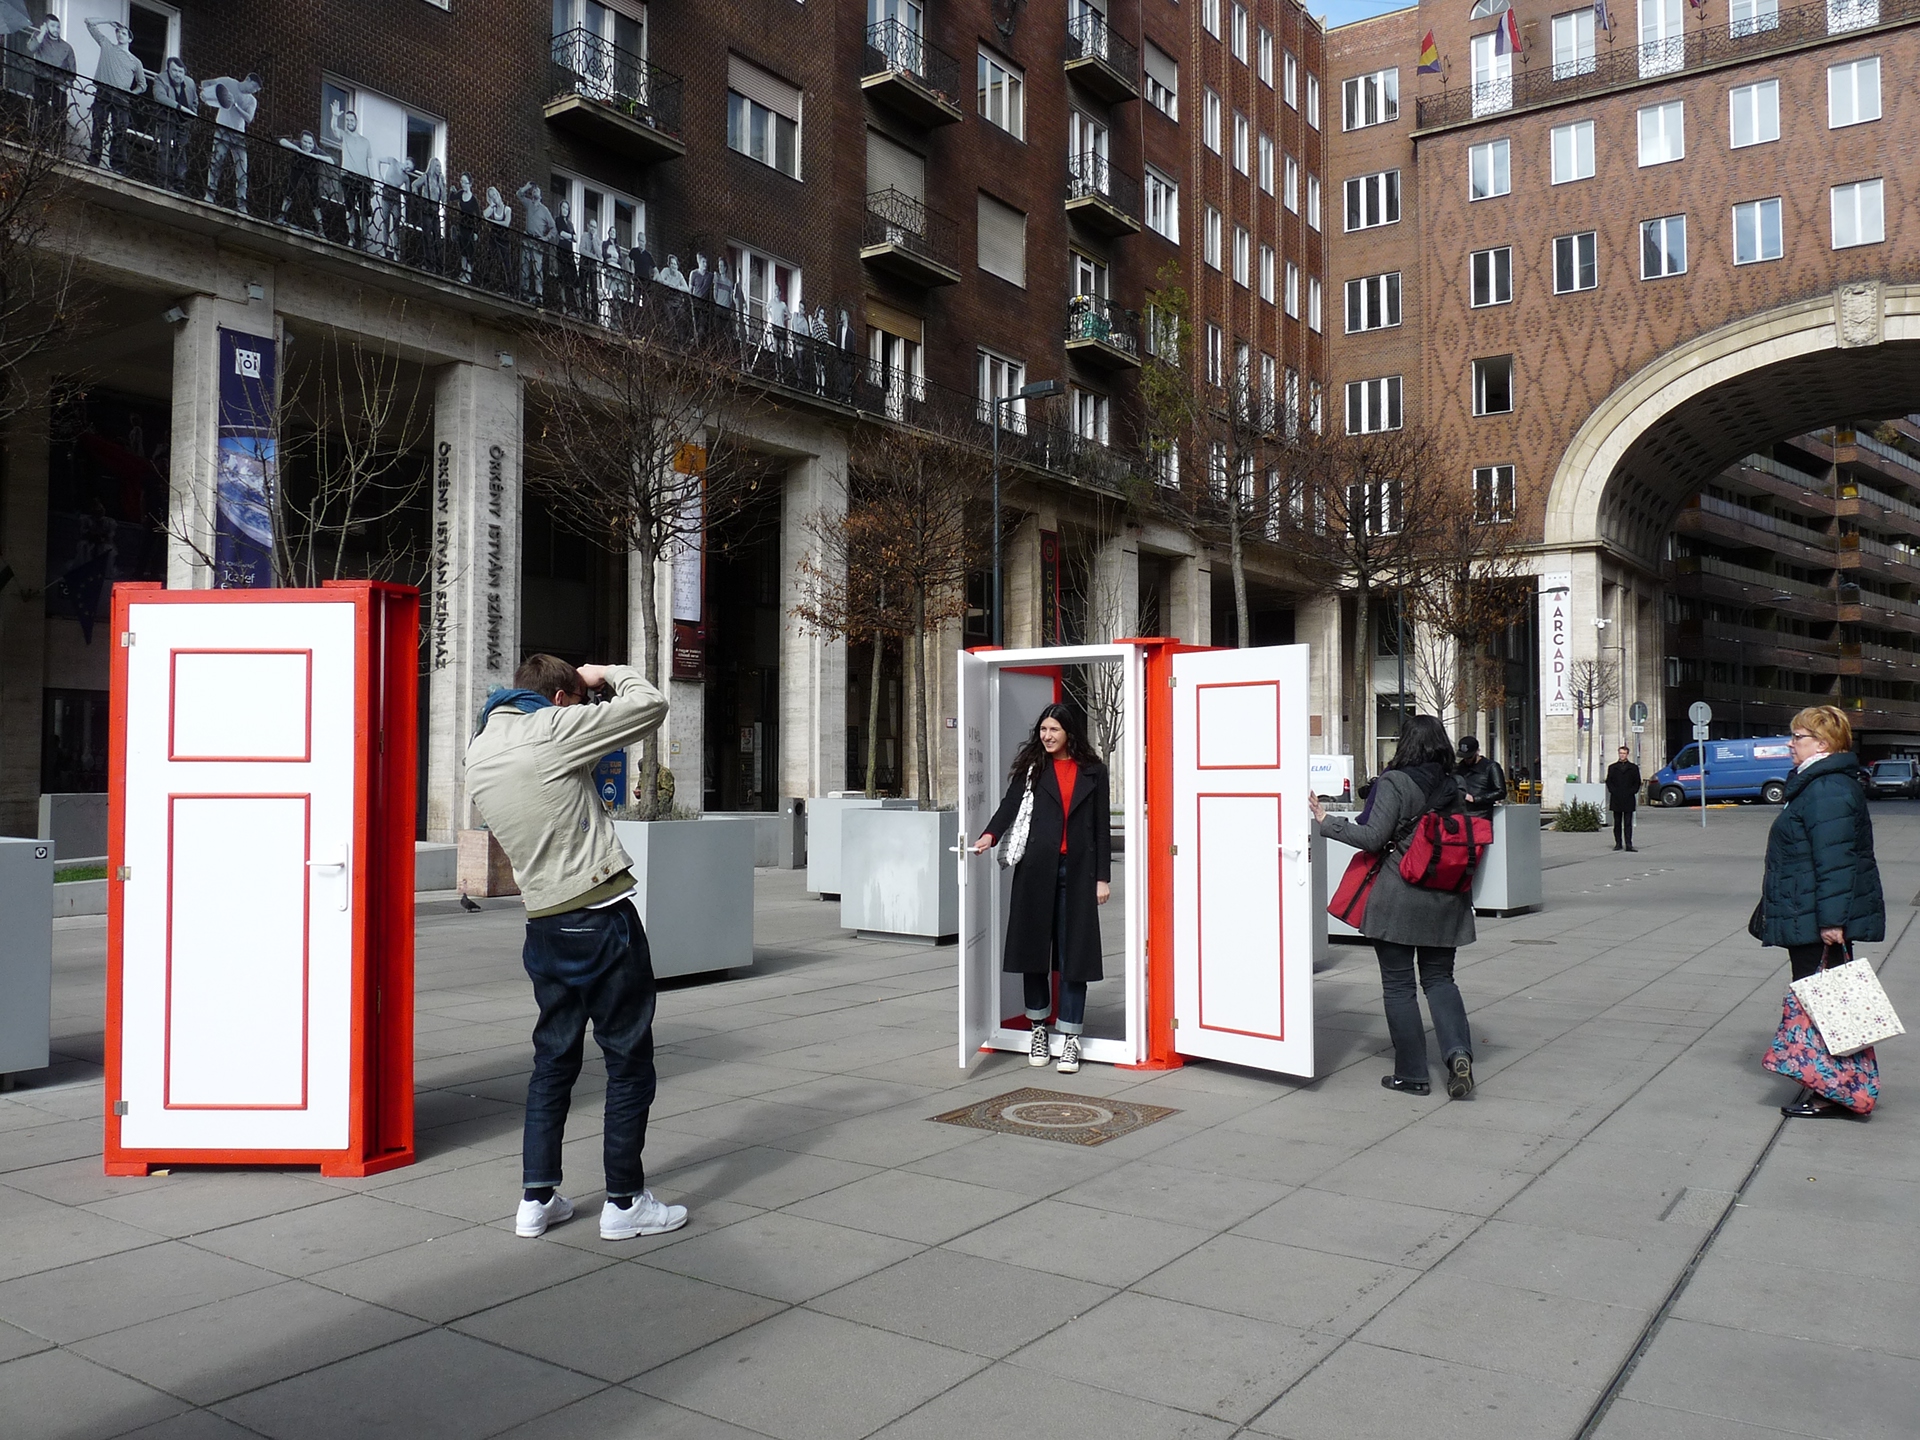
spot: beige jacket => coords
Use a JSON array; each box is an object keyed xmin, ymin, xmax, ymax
[{"xmin": 464, "ymin": 665, "xmax": 667, "ymax": 916}]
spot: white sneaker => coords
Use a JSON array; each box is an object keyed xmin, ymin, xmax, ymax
[
  {"xmin": 600, "ymin": 1190, "xmax": 688, "ymax": 1240},
  {"xmin": 1056, "ymin": 1033, "xmax": 1082, "ymax": 1074},
  {"xmin": 1028, "ymin": 1024, "xmax": 1051, "ymax": 1067},
  {"xmin": 515, "ymin": 1192, "xmax": 574, "ymax": 1237}
]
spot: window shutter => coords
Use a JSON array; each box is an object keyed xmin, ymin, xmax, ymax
[
  {"xmin": 977, "ymin": 192, "xmax": 1026, "ymax": 286},
  {"xmin": 728, "ymin": 55, "xmax": 801, "ymax": 121},
  {"xmin": 1144, "ymin": 41, "xmax": 1177, "ymax": 92},
  {"xmin": 866, "ymin": 130, "xmax": 924, "ymax": 202}
]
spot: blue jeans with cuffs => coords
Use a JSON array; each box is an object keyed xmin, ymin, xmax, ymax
[{"xmin": 1024, "ymin": 857, "xmax": 1088, "ymax": 1035}]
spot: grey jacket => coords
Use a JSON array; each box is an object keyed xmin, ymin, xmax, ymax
[
  {"xmin": 1318, "ymin": 769, "xmax": 1477, "ymax": 949},
  {"xmin": 464, "ymin": 665, "xmax": 666, "ymax": 916}
]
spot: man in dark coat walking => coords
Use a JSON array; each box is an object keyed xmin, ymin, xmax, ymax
[
  {"xmin": 1605, "ymin": 745, "xmax": 1641, "ymax": 851},
  {"xmin": 1455, "ymin": 736, "xmax": 1506, "ymax": 810}
]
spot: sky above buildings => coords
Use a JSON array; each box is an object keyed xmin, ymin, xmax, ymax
[{"xmin": 1320, "ymin": 0, "xmax": 1418, "ymax": 29}]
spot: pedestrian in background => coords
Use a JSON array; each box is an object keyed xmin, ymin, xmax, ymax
[
  {"xmin": 1455, "ymin": 735, "xmax": 1505, "ymax": 810},
  {"xmin": 1311, "ymin": 715, "xmax": 1477, "ymax": 1098},
  {"xmin": 1758, "ymin": 705, "xmax": 1885, "ymax": 1118},
  {"xmin": 1606, "ymin": 745, "xmax": 1641, "ymax": 851},
  {"xmin": 971, "ymin": 704, "xmax": 1111, "ymax": 1075}
]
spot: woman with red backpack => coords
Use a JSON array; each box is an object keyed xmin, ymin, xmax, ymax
[{"xmin": 1310, "ymin": 715, "xmax": 1478, "ymax": 1099}]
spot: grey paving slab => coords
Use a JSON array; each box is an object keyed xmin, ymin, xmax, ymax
[
  {"xmin": 0, "ymin": 1188, "xmax": 159, "ymax": 1283},
  {"xmin": 0, "ymin": 1241, "xmax": 281, "ymax": 1344},
  {"xmin": 454, "ymin": 1261, "xmax": 786, "ymax": 1381},
  {"xmin": 865, "ymin": 1358, "xmax": 1235, "ymax": 1440},
  {"xmin": 640, "ymin": 1209, "xmax": 921, "ymax": 1303},
  {"xmin": 70, "ymin": 1279, "xmax": 428, "ymax": 1405},
  {"xmin": 0, "ymin": 1315, "xmax": 50, "ymax": 1363},
  {"xmin": 1231, "ymin": 1188, "xmax": 1478, "ymax": 1269},
  {"xmin": 307, "ymin": 1222, "xmax": 617, "ymax": 1323},
  {"xmin": 0, "ymin": 1117, "xmax": 109, "ymax": 1173},
  {"xmin": 358, "ymin": 1152, "xmax": 527, "ymax": 1224},
  {"xmin": 1304, "ymin": 1145, "xmax": 1540, "ymax": 1216},
  {"xmin": 1591, "ymin": 1397, "xmax": 1823, "ymax": 1439},
  {"xmin": 79, "ymin": 1170, "xmax": 347, "ymax": 1239},
  {"xmin": 0, "ymin": 1347, "xmax": 187, "ymax": 1440},
  {"xmin": 941, "ymin": 1196, "xmax": 1209, "ymax": 1288},
  {"xmin": 1669, "ymin": 1252, "xmax": 1920, "ymax": 1361},
  {"xmin": 181, "ymin": 1193, "xmax": 468, "ymax": 1277},
  {"xmin": 1049, "ymin": 1157, "xmax": 1293, "ymax": 1231},
  {"xmin": 654, "ymin": 1143, "xmax": 880, "ymax": 1210},
  {"xmin": 628, "ymin": 1307, "xmax": 986, "ymax": 1440},
  {"xmin": 492, "ymin": 1386, "xmax": 772, "ymax": 1440},
  {"xmin": 1433, "ymin": 1217, "xmax": 1698, "ymax": 1308},
  {"xmin": 1136, "ymin": 1231, "xmax": 1419, "ymax": 1335},
  {"xmin": 900, "ymin": 1130, "xmax": 1129, "ymax": 1195},
  {"xmin": 212, "ymin": 1326, "xmax": 601, "ymax": 1440},
  {"xmin": 112, "ymin": 1410, "xmax": 269, "ymax": 1440}
]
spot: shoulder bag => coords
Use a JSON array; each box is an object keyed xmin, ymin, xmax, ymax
[{"xmin": 1000, "ymin": 767, "xmax": 1036, "ymax": 869}]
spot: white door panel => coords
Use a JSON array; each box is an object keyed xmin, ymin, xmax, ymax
[{"xmin": 957, "ymin": 650, "xmax": 994, "ymax": 1063}]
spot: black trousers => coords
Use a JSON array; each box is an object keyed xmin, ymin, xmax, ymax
[
  {"xmin": 1611, "ymin": 806, "xmax": 1634, "ymax": 848},
  {"xmin": 1787, "ymin": 941, "xmax": 1848, "ymax": 982}
]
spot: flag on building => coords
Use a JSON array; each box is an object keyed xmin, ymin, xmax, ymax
[
  {"xmin": 1418, "ymin": 29, "xmax": 1442, "ymax": 72},
  {"xmin": 1687, "ymin": 0, "xmax": 1707, "ymax": 10},
  {"xmin": 1493, "ymin": 8, "xmax": 1523, "ymax": 53},
  {"xmin": 1594, "ymin": 0, "xmax": 1614, "ymax": 31}
]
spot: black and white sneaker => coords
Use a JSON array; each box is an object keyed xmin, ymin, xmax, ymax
[
  {"xmin": 1056, "ymin": 1034, "xmax": 1081, "ymax": 1074},
  {"xmin": 1028, "ymin": 1024, "xmax": 1051, "ymax": 1067}
]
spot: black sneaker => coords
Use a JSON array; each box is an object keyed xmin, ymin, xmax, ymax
[{"xmin": 1446, "ymin": 1053, "xmax": 1475, "ymax": 1100}]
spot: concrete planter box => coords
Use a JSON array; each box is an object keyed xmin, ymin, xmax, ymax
[
  {"xmin": 415, "ymin": 842, "xmax": 457, "ymax": 892},
  {"xmin": 1, "ymin": 838, "xmax": 53, "ymax": 1082},
  {"xmin": 1473, "ymin": 804, "xmax": 1542, "ymax": 916},
  {"xmin": 54, "ymin": 879, "xmax": 108, "ymax": 918},
  {"xmin": 1560, "ymin": 783, "xmax": 1609, "ymax": 814},
  {"xmin": 612, "ymin": 818, "xmax": 755, "ymax": 979},
  {"xmin": 806, "ymin": 796, "xmax": 917, "ymax": 898},
  {"xmin": 840, "ymin": 808, "xmax": 958, "ymax": 943},
  {"xmin": 38, "ymin": 793, "xmax": 107, "ymax": 860},
  {"xmin": 703, "ymin": 800, "xmax": 805, "ymax": 868}
]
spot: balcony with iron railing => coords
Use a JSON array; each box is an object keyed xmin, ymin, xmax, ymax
[
  {"xmin": 1417, "ymin": 0, "xmax": 1917, "ymax": 130},
  {"xmin": 1064, "ymin": 293, "xmax": 1140, "ymax": 370},
  {"xmin": 858, "ymin": 187, "xmax": 961, "ymax": 287},
  {"xmin": 546, "ymin": 27, "xmax": 685, "ymax": 161},
  {"xmin": 862, "ymin": 20, "xmax": 964, "ymax": 125},
  {"xmin": 1064, "ymin": 151, "xmax": 1141, "ymax": 236},
  {"xmin": 1065, "ymin": 11, "xmax": 1139, "ymax": 103}
]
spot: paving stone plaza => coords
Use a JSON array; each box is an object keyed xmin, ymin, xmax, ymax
[{"xmin": 4, "ymin": 804, "xmax": 1917, "ymax": 1440}]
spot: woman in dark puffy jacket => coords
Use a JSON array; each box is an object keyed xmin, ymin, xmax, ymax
[
  {"xmin": 1759, "ymin": 705, "xmax": 1885, "ymax": 1118},
  {"xmin": 1310, "ymin": 715, "xmax": 1477, "ymax": 1099}
]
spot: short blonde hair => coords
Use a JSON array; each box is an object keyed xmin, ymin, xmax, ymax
[{"xmin": 1792, "ymin": 705, "xmax": 1852, "ymax": 754}]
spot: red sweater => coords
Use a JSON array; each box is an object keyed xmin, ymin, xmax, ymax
[{"xmin": 1053, "ymin": 755, "xmax": 1078, "ymax": 854}]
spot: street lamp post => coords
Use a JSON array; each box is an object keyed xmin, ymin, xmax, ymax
[{"xmin": 991, "ymin": 377, "xmax": 1061, "ymax": 647}]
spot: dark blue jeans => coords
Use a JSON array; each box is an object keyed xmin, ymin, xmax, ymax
[
  {"xmin": 1023, "ymin": 858, "xmax": 1088, "ymax": 1035},
  {"xmin": 522, "ymin": 898, "xmax": 657, "ymax": 1197},
  {"xmin": 1374, "ymin": 941, "xmax": 1471, "ymax": 1081}
]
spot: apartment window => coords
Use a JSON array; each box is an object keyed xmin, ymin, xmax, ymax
[
  {"xmin": 1352, "ymin": 480, "xmax": 1403, "ymax": 535},
  {"xmin": 1234, "ymin": 226, "xmax": 1251, "ymax": 286},
  {"xmin": 1552, "ymin": 9, "xmax": 1597, "ymax": 77},
  {"xmin": 1204, "ymin": 205, "xmax": 1222, "ymax": 267},
  {"xmin": 1072, "ymin": 387, "xmax": 1110, "ymax": 445},
  {"xmin": 1469, "ymin": 139, "xmax": 1510, "ymax": 200},
  {"xmin": 1731, "ymin": 0, "xmax": 1781, "ymax": 34},
  {"xmin": 321, "ymin": 76, "xmax": 447, "ymax": 179},
  {"xmin": 1231, "ymin": 3, "xmax": 1248, "ymax": 60},
  {"xmin": 729, "ymin": 242, "xmax": 802, "ymax": 327},
  {"xmin": 1205, "ymin": 323, "xmax": 1223, "ymax": 385},
  {"xmin": 868, "ymin": 327, "xmax": 926, "ymax": 413},
  {"xmin": 1345, "ymin": 272, "xmax": 1402, "ymax": 331},
  {"xmin": 1306, "ymin": 74, "xmax": 1320, "ymax": 128},
  {"xmin": 1831, "ymin": 179, "xmax": 1884, "ymax": 248},
  {"xmin": 1071, "ymin": 250, "xmax": 1110, "ymax": 304},
  {"xmin": 1234, "ymin": 340, "xmax": 1252, "ymax": 394},
  {"xmin": 1309, "ymin": 277, "xmax": 1322, "ymax": 333},
  {"xmin": 1261, "ymin": 352, "xmax": 1278, "ymax": 427},
  {"xmin": 1551, "ymin": 120, "xmax": 1594, "ymax": 182},
  {"xmin": 1284, "ymin": 154, "xmax": 1299, "ymax": 211},
  {"xmin": 1203, "ymin": 0, "xmax": 1221, "ymax": 38},
  {"xmin": 1474, "ymin": 465, "xmax": 1516, "ymax": 523},
  {"xmin": 1828, "ymin": 58, "xmax": 1881, "ymax": 127},
  {"xmin": 1554, "ymin": 231, "xmax": 1598, "ymax": 292},
  {"xmin": 550, "ymin": 170, "xmax": 645, "ymax": 261},
  {"xmin": 1344, "ymin": 170, "xmax": 1400, "ymax": 230},
  {"xmin": 1258, "ymin": 134, "xmax": 1274, "ymax": 193},
  {"xmin": 1259, "ymin": 243, "xmax": 1275, "ymax": 300},
  {"xmin": 1259, "ymin": 27, "xmax": 1274, "ymax": 83},
  {"xmin": 1307, "ymin": 175, "xmax": 1321, "ymax": 229},
  {"xmin": 1144, "ymin": 166, "xmax": 1179, "ymax": 240},
  {"xmin": 1347, "ymin": 376, "xmax": 1402, "ymax": 434},
  {"xmin": 1285, "ymin": 367, "xmax": 1301, "ymax": 438},
  {"xmin": 1641, "ymin": 214, "xmax": 1687, "ymax": 277},
  {"xmin": 1734, "ymin": 197, "xmax": 1783, "ymax": 264},
  {"xmin": 978, "ymin": 349, "xmax": 1028, "ymax": 430},
  {"xmin": 1233, "ymin": 111, "xmax": 1250, "ymax": 173},
  {"xmin": 1285, "ymin": 261, "xmax": 1300, "ymax": 318},
  {"xmin": 1284, "ymin": 51, "xmax": 1298, "ymax": 105},
  {"xmin": 1145, "ymin": 41, "xmax": 1178, "ymax": 118},
  {"xmin": 1637, "ymin": 101, "xmax": 1684, "ymax": 165},
  {"xmin": 1470, "ymin": 33, "xmax": 1512, "ymax": 115},
  {"xmin": 1730, "ymin": 80, "xmax": 1779, "ymax": 147},
  {"xmin": 1204, "ymin": 89, "xmax": 1222, "ymax": 151},
  {"xmin": 727, "ymin": 56, "xmax": 801, "ymax": 178},
  {"xmin": 978, "ymin": 49, "xmax": 1025, "ymax": 137},
  {"xmin": 1470, "ymin": 246, "xmax": 1513, "ymax": 306},
  {"xmin": 1145, "ymin": 304, "xmax": 1180, "ymax": 360},
  {"xmin": 1342, "ymin": 68, "xmax": 1398, "ymax": 130},
  {"xmin": 1472, "ymin": 356, "xmax": 1514, "ymax": 415},
  {"xmin": 977, "ymin": 191, "xmax": 1027, "ymax": 284}
]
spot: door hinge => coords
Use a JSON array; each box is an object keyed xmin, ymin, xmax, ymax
[
  {"xmin": 113, "ymin": 1099, "xmax": 129, "ymax": 1115},
  {"xmin": 1172, "ymin": 1018, "xmax": 1180, "ymax": 1029},
  {"xmin": 1170, "ymin": 843, "xmax": 1178, "ymax": 856},
  {"xmin": 1169, "ymin": 675, "xmax": 1178, "ymax": 687},
  {"xmin": 116, "ymin": 865, "xmax": 132, "ymax": 881},
  {"xmin": 119, "ymin": 631, "xmax": 135, "ymax": 647}
]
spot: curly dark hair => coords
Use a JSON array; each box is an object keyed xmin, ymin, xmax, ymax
[
  {"xmin": 1007, "ymin": 702, "xmax": 1100, "ymax": 781},
  {"xmin": 1389, "ymin": 713, "xmax": 1455, "ymax": 772}
]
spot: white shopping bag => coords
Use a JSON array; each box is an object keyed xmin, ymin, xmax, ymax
[{"xmin": 1792, "ymin": 958, "xmax": 1906, "ymax": 1057}]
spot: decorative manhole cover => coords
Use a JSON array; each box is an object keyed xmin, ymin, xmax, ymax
[{"xmin": 930, "ymin": 1087, "xmax": 1180, "ymax": 1146}]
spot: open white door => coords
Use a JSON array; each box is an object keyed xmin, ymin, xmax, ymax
[
  {"xmin": 118, "ymin": 599, "xmax": 360, "ymax": 1151},
  {"xmin": 957, "ymin": 650, "xmax": 995, "ymax": 1065},
  {"xmin": 1170, "ymin": 644, "xmax": 1314, "ymax": 1076}
]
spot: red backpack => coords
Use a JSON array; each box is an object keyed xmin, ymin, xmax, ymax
[{"xmin": 1397, "ymin": 803, "xmax": 1494, "ymax": 893}]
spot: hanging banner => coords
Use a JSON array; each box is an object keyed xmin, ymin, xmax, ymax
[
  {"xmin": 670, "ymin": 445, "xmax": 705, "ymax": 680},
  {"xmin": 1039, "ymin": 529, "xmax": 1061, "ymax": 644},
  {"xmin": 1540, "ymin": 572, "xmax": 1573, "ymax": 716},
  {"xmin": 214, "ymin": 328, "xmax": 277, "ymax": 589}
]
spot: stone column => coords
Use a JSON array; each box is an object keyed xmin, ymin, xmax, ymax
[
  {"xmin": 1168, "ymin": 550, "xmax": 1212, "ymax": 645},
  {"xmin": 0, "ymin": 373, "xmax": 50, "ymax": 836},
  {"xmin": 425, "ymin": 358, "xmax": 522, "ymax": 841},
  {"xmin": 1002, "ymin": 511, "xmax": 1046, "ymax": 648},
  {"xmin": 1091, "ymin": 530, "xmax": 1139, "ymax": 642},
  {"xmin": 1298, "ymin": 593, "xmax": 1344, "ymax": 756},
  {"xmin": 780, "ymin": 443, "xmax": 849, "ymax": 801},
  {"xmin": 622, "ymin": 550, "xmax": 701, "ymax": 813},
  {"xmin": 167, "ymin": 287, "xmax": 278, "ymax": 589},
  {"xmin": 1538, "ymin": 547, "xmax": 1602, "ymax": 807}
]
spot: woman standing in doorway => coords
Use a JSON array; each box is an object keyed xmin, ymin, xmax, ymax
[
  {"xmin": 1310, "ymin": 715, "xmax": 1478, "ymax": 1098},
  {"xmin": 971, "ymin": 704, "xmax": 1111, "ymax": 1074}
]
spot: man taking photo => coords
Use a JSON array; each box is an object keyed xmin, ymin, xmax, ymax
[{"xmin": 465, "ymin": 653, "xmax": 687, "ymax": 1241}]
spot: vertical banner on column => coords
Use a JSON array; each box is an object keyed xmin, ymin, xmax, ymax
[
  {"xmin": 214, "ymin": 328, "xmax": 277, "ymax": 589},
  {"xmin": 671, "ymin": 444, "xmax": 706, "ymax": 681},
  {"xmin": 1540, "ymin": 572, "xmax": 1573, "ymax": 716},
  {"xmin": 1039, "ymin": 529, "xmax": 1061, "ymax": 644}
]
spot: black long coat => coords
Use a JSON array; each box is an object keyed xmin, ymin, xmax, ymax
[{"xmin": 983, "ymin": 758, "xmax": 1112, "ymax": 983}]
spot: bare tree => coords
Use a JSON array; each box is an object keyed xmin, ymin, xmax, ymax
[
  {"xmin": 524, "ymin": 293, "xmax": 760, "ymax": 817},
  {"xmin": 1056, "ymin": 509, "xmax": 1147, "ymax": 774},
  {"xmin": 1403, "ymin": 479, "xmax": 1532, "ymax": 736},
  {"xmin": 0, "ymin": 92, "xmax": 89, "ymax": 425},
  {"xmin": 1568, "ymin": 658, "xmax": 1622, "ymax": 783}
]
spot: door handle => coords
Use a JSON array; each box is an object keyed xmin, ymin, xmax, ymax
[{"xmin": 307, "ymin": 846, "xmax": 350, "ymax": 911}]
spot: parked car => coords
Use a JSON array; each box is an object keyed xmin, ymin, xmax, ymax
[
  {"xmin": 1649, "ymin": 736, "xmax": 1795, "ymax": 807},
  {"xmin": 1866, "ymin": 758, "xmax": 1920, "ymax": 799}
]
